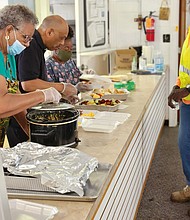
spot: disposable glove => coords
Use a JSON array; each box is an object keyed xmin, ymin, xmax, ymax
[
  {"xmin": 75, "ymin": 82, "xmax": 93, "ymax": 92},
  {"xmin": 81, "ymin": 68, "xmax": 96, "ymax": 75},
  {"xmin": 86, "ymin": 69, "xmax": 96, "ymax": 75},
  {"xmin": 61, "ymin": 82, "xmax": 78, "ymax": 97},
  {"xmin": 67, "ymin": 95, "xmax": 80, "ymax": 104},
  {"xmin": 40, "ymin": 87, "xmax": 61, "ymax": 103}
]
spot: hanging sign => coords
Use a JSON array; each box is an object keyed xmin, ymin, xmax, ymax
[{"xmin": 159, "ymin": 0, "xmax": 170, "ymax": 20}]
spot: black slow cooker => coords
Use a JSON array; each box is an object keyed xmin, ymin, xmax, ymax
[{"xmin": 26, "ymin": 103, "xmax": 80, "ymax": 148}]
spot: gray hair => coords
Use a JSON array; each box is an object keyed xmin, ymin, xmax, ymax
[{"xmin": 0, "ymin": 4, "xmax": 38, "ymax": 29}]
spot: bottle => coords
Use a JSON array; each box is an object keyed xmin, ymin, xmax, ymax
[
  {"xmin": 84, "ymin": 65, "xmax": 88, "ymax": 74},
  {"xmin": 81, "ymin": 64, "xmax": 88, "ymax": 74},
  {"xmin": 171, "ymin": 100, "xmax": 179, "ymax": 110},
  {"xmin": 139, "ymin": 53, "xmax": 147, "ymax": 70},
  {"xmin": 154, "ymin": 51, "xmax": 164, "ymax": 72},
  {"xmin": 80, "ymin": 64, "xmax": 85, "ymax": 71},
  {"xmin": 131, "ymin": 56, "xmax": 137, "ymax": 71}
]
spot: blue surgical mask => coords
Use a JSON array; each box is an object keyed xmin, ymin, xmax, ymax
[{"xmin": 6, "ymin": 29, "xmax": 26, "ymax": 56}]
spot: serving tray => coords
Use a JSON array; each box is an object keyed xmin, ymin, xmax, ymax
[
  {"xmin": 102, "ymin": 93, "xmax": 128, "ymax": 101},
  {"xmin": 75, "ymin": 99, "xmax": 120, "ymax": 112},
  {"xmin": 5, "ymin": 163, "xmax": 112, "ymax": 202}
]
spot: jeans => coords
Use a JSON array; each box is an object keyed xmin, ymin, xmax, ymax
[{"xmin": 178, "ymin": 102, "xmax": 190, "ymax": 185}]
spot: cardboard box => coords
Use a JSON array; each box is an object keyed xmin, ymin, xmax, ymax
[{"xmin": 115, "ymin": 48, "xmax": 137, "ymax": 70}]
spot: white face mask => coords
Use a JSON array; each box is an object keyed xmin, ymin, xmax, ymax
[{"xmin": 6, "ymin": 29, "xmax": 26, "ymax": 56}]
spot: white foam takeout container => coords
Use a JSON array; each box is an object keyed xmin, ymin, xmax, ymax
[
  {"xmin": 82, "ymin": 118, "xmax": 119, "ymax": 133},
  {"xmin": 81, "ymin": 112, "xmax": 131, "ymax": 133}
]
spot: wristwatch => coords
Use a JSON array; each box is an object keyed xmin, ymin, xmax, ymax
[{"xmin": 186, "ymin": 84, "xmax": 190, "ymax": 93}]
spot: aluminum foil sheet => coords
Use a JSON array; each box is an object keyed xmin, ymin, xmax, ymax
[{"xmin": 0, "ymin": 142, "xmax": 98, "ymax": 197}]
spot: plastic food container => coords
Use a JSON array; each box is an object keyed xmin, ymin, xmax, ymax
[
  {"xmin": 114, "ymin": 82, "xmax": 124, "ymax": 89},
  {"xmin": 102, "ymin": 93, "xmax": 128, "ymax": 101},
  {"xmin": 82, "ymin": 118, "xmax": 119, "ymax": 133},
  {"xmin": 125, "ymin": 81, "xmax": 135, "ymax": 91},
  {"xmin": 81, "ymin": 112, "xmax": 130, "ymax": 133},
  {"xmin": 9, "ymin": 199, "xmax": 58, "ymax": 220},
  {"xmin": 75, "ymin": 99, "xmax": 120, "ymax": 112},
  {"xmin": 114, "ymin": 81, "xmax": 135, "ymax": 91}
]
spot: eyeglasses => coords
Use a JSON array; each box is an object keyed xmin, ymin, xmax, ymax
[{"xmin": 14, "ymin": 26, "xmax": 33, "ymax": 43}]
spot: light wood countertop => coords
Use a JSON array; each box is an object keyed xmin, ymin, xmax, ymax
[{"xmin": 10, "ymin": 74, "xmax": 165, "ymax": 220}]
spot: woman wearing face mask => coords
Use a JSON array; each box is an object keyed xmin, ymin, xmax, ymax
[
  {"xmin": 0, "ymin": 5, "xmax": 62, "ymax": 147},
  {"xmin": 45, "ymin": 26, "xmax": 93, "ymax": 93}
]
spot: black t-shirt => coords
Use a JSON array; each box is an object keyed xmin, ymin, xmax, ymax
[{"xmin": 16, "ymin": 30, "xmax": 47, "ymax": 93}]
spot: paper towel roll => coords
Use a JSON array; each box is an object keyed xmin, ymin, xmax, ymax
[{"xmin": 142, "ymin": 46, "xmax": 154, "ymax": 64}]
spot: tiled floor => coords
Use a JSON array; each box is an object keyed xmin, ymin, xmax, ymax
[{"xmin": 136, "ymin": 125, "xmax": 190, "ymax": 220}]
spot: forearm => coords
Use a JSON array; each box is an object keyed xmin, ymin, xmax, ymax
[
  {"xmin": 0, "ymin": 91, "xmax": 44, "ymax": 118},
  {"xmin": 21, "ymin": 79, "xmax": 64, "ymax": 93}
]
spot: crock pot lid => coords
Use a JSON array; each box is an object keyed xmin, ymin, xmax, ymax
[{"xmin": 31, "ymin": 102, "xmax": 75, "ymax": 111}]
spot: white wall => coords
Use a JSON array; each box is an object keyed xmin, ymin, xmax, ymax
[
  {"xmin": 109, "ymin": 0, "xmax": 177, "ymax": 67},
  {"xmin": 187, "ymin": 1, "xmax": 190, "ymax": 28},
  {"xmin": 0, "ymin": 0, "xmax": 8, "ymax": 8},
  {"xmin": 109, "ymin": 0, "xmax": 141, "ymax": 49},
  {"xmin": 107, "ymin": 0, "xmax": 179, "ymax": 126}
]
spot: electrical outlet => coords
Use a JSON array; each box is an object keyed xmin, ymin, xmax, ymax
[{"xmin": 163, "ymin": 34, "xmax": 170, "ymax": 43}]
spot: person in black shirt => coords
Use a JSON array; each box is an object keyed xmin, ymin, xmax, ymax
[{"xmin": 7, "ymin": 15, "xmax": 78, "ymax": 147}]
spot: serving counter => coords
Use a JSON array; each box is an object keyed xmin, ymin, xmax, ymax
[{"xmin": 12, "ymin": 73, "xmax": 166, "ymax": 220}]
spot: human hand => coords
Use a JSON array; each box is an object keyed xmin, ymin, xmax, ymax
[
  {"xmin": 67, "ymin": 95, "xmax": 80, "ymax": 104},
  {"xmin": 75, "ymin": 82, "xmax": 93, "ymax": 92},
  {"xmin": 168, "ymin": 85, "xmax": 180, "ymax": 108},
  {"xmin": 40, "ymin": 87, "xmax": 61, "ymax": 103},
  {"xmin": 86, "ymin": 69, "xmax": 96, "ymax": 75},
  {"xmin": 81, "ymin": 68, "xmax": 96, "ymax": 75},
  {"xmin": 168, "ymin": 85, "xmax": 189, "ymax": 108},
  {"xmin": 61, "ymin": 83, "xmax": 78, "ymax": 97}
]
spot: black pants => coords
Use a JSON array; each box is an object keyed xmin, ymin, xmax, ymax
[{"xmin": 6, "ymin": 117, "xmax": 29, "ymax": 148}]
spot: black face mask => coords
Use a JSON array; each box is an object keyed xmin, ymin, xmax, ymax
[{"xmin": 57, "ymin": 50, "xmax": 72, "ymax": 62}]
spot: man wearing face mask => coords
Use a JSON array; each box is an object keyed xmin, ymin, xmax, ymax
[{"xmin": 45, "ymin": 26, "xmax": 93, "ymax": 93}]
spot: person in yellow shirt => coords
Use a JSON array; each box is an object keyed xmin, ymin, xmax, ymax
[{"xmin": 168, "ymin": 27, "xmax": 190, "ymax": 203}]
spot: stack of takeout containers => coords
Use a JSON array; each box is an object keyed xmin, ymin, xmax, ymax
[{"xmin": 78, "ymin": 110, "xmax": 131, "ymax": 133}]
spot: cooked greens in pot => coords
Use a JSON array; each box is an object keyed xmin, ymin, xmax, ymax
[{"xmin": 31, "ymin": 111, "xmax": 66, "ymax": 122}]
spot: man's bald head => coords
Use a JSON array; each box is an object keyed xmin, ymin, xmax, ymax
[
  {"xmin": 40, "ymin": 15, "xmax": 67, "ymax": 30},
  {"xmin": 38, "ymin": 15, "xmax": 69, "ymax": 51}
]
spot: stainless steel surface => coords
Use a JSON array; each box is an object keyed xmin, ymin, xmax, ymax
[
  {"xmin": 30, "ymin": 102, "xmax": 75, "ymax": 111},
  {"xmin": 6, "ymin": 163, "xmax": 112, "ymax": 202}
]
